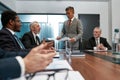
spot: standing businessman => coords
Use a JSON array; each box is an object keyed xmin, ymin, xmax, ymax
[{"xmin": 57, "ymin": 6, "xmax": 83, "ymax": 50}]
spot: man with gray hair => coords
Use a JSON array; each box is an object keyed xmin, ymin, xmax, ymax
[
  {"xmin": 85, "ymin": 27, "xmax": 112, "ymax": 50},
  {"xmin": 22, "ymin": 21, "xmax": 41, "ymax": 49}
]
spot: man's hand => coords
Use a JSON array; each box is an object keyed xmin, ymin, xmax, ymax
[
  {"xmin": 56, "ymin": 36, "xmax": 61, "ymax": 40},
  {"xmin": 24, "ymin": 45, "xmax": 56, "ymax": 73},
  {"xmin": 39, "ymin": 41, "xmax": 54, "ymax": 50},
  {"xmin": 97, "ymin": 44, "xmax": 106, "ymax": 50},
  {"xmin": 70, "ymin": 38, "xmax": 76, "ymax": 42}
]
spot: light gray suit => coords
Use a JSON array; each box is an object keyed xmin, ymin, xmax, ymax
[{"xmin": 61, "ymin": 17, "xmax": 83, "ymax": 50}]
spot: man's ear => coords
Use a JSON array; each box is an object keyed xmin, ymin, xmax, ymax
[{"xmin": 9, "ymin": 19, "xmax": 14, "ymax": 25}]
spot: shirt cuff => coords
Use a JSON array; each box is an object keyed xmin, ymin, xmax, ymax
[
  {"xmin": 105, "ymin": 47, "xmax": 108, "ymax": 50},
  {"xmin": 16, "ymin": 56, "xmax": 25, "ymax": 77},
  {"xmin": 73, "ymin": 38, "xmax": 76, "ymax": 41}
]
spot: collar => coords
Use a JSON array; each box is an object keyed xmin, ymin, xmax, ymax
[
  {"xmin": 32, "ymin": 32, "xmax": 39, "ymax": 38},
  {"xmin": 68, "ymin": 17, "xmax": 74, "ymax": 22},
  {"xmin": 95, "ymin": 37, "xmax": 100, "ymax": 40},
  {"xmin": 32, "ymin": 32, "xmax": 36, "ymax": 37},
  {"xmin": 6, "ymin": 28, "xmax": 15, "ymax": 35},
  {"xmin": 71, "ymin": 17, "xmax": 74, "ymax": 22},
  {"xmin": 68, "ymin": 17, "xmax": 75, "ymax": 22}
]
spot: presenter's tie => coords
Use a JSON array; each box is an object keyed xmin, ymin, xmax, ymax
[
  {"xmin": 68, "ymin": 19, "xmax": 71, "ymax": 26},
  {"xmin": 14, "ymin": 34, "xmax": 25, "ymax": 49}
]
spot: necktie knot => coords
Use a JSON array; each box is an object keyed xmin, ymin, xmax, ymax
[
  {"xmin": 96, "ymin": 38, "xmax": 99, "ymax": 46},
  {"xmin": 36, "ymin": 36, "xmax": 40, "ymax": 45},
  {"xmin": 68, "ymin": 19, "xmax": 71, "ymax": 26}
]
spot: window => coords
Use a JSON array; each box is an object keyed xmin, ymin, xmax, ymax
[{"xmin": 17, "ymin": 14, "xmax": 67, "ymax": 49}]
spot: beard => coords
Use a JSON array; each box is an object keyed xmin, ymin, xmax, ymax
[{"xmin": 13, "ymin": 24, "xmax": 21, "ymax": 32}]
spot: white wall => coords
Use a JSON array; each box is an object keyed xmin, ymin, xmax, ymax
[
  {"xmin": 2, "ymin": 0, "xmax": 120, "ymax": 45},
  {"xmin": 16, "ymin": 1, "xmax": 110, "ymax": 42},
  {"xmin": 0, "ymin": 0, "xmax": 16, "ymax": 11},
  {"xmin": 1, "ymin": 0, "xmax": 111, "ymax": 43},
  {"xmin": 111, "ymin": 0, "xmax": 120, "ymax": 32}
]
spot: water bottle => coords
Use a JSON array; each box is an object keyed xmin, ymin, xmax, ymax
[
  {"xmin": 65, "ymin": 40, "xmax": 72, "ymax": 64},
  {"xmin": 68, "ymin": 48, "xmax": 72, "ymax": 64},
  {"xmin": 116, "ymin": 43, "xmax": 120, "ymax": 53},
  {"xmin": 113, "ymin": 28, "xmax": 120, "ymax": 52}
]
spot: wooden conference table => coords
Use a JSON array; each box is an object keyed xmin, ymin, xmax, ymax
[{"xmin": 70, "ymin": 50, "xmax": 120, "ymax": 80}]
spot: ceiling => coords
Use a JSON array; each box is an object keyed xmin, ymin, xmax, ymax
[
  {"xmin": 0, "ymin": 2, "xmax": 11, "ymax": 13},
  {"xmin": 16, "ymin": 0, "xmax": 110, "ymax": 2},
  {"xmin": 0, "ymin": 0, "xmax": 110, "ymax": 13}
]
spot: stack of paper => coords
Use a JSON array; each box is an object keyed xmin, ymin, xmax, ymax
[
  {"xmin": 54, "ymin": 52, "xmax": 60, "ymax": 58},
  {"xmin": 46, "ymin": 59, "xmax": 73, "ymax": 70},
  {"xmin": 58, "ymin": 37, "xmax": 70, "ymax": 41},
  {"xmin": 31, "ymin": 60, "xmax": 84, "ymax": 80},
  {"xmin": 71, "ymin": 50, "xmax": 85, "ymax": 57},
  {"xmin": 12, "ymin": 60, "xmax": 84, "ymax": 80}
]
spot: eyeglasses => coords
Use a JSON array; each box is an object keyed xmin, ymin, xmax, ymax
[{"xmin": 25, "ymin": 68, "xmax": 69, "ymax": 80}]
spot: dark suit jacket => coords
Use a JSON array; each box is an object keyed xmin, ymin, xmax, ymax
[
  {"xmin": 0, "ymin": 57, "xmax": 21, "ymax": 79},
  {"xmin": 0, "ymin": 48, "xmax": 28, "ymax": 58},
  {"xmin": 0, "ymin": 28, "xmax": 22, "ymax": 51},
  {"xmin": 85, "ymin": 37, "xmax": 112, "ymax": 50},
  {"xmin": 22, "ymin": 31, "xmax": 40, "ymax": 49},
  {"xmin": 0, "ymin": 48, "xmax": 29, "ymax": 79}
]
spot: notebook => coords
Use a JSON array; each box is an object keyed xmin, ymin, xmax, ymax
[{"xmin": 69, "ymin": 50, "xmax": 85, "ymax": 57}]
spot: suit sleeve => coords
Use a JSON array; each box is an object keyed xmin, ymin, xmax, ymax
[
  {"xmin": 0, "ymin": 48, "xmax": 28, "ymax": 58},
  {"xmin": 61, "ymin": 22, "xmax": 66, "ymax": 37},
  {"xmin": 0, "ymin": 57, "xmax": 21, "ymax": 79},
  {"xmin": 74, "ymin": 19, "xmax": 83, "ymax": 40},
  {"xmin": 85, "ymin": 37, "xmax": 96, "ymax": 50},
  {"xmin": 85, "ymin": 39, "xmax": 94, "ymax": 50},
  {"xmin": 22, "ymin": 33, "xmax": 37, "ymax": 49},
  {"xmin": 103, "ymin": 38, "xmax": 112, "ymax": 50}
]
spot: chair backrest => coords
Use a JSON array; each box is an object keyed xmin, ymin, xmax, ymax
[{"xmin": 79, "ymin": 38, "xmax": 88, "ymax": 51}]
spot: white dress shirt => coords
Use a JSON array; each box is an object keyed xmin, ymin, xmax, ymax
[{"xmin": 16, "ymin": 56, "xmax": 25, "ymax": 77}]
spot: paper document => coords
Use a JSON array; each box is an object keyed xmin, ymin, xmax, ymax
[
  {"xmin": 71, "ymin": 50, "xmax": 85, "ymax": 57},
  {"xmin": 47, "ymin": 38, "xmax": 55, "ymax": 40},
  {"xmin": 12, "ymin": 71, "xmax": 85, "ymax": 80},
  {"xmin": 46, "ymin": 59, "xmax": 73, "ymax": 70},
  {"xmin": 54, "ymin": 52, "xmax": 59, "ymax": 58},
  {"xmin": 58, "ymin": 37, "xmax": 70, "ymax": 41},
  {"xmin": 12, "ymin": 59, "xmax": 78, "ymax": 80},
  {"xmin": 68, "ymin": 71, "xmax": 85, "ymax": 80},
  {"xmin": 86, "ymin": 50, "xmax": 108, "ymax": 52}
]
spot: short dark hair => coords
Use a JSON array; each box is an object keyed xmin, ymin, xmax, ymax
[
  {"xmin": 1, "ymin": 11, "xmax": 17, "ymax": 28},
  {"xmin": 65, "ymin": 6, "xmax": 74, "ymax": 13}
]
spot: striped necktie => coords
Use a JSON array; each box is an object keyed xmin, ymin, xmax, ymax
[{"xmin": 14, "ymin": 34, "xmax": 25, "ymax": 49}]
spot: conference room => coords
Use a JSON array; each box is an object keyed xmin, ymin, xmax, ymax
[{"xmin": 0, "ymin": 0, "xmax": 120, "ymax": 80}]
